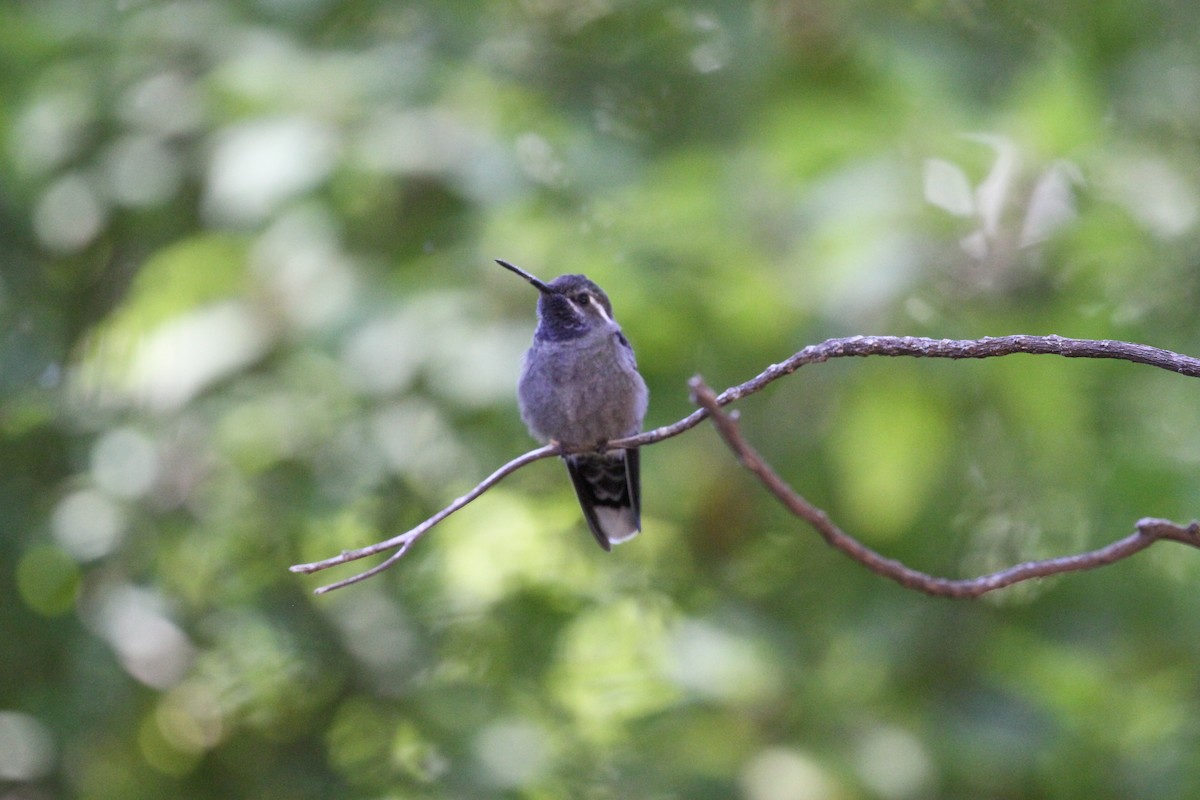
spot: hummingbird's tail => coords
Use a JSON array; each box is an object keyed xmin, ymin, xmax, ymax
[{"xmin": 564, "ymin": 449, "xmax": 641, "ymax": 551}]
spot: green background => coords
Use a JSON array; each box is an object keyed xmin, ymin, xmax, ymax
[{"xmin": 4, "ymin": 1, "xmax": 1200, "ymax": 797}]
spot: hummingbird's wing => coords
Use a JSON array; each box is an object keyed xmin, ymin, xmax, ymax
[{"xmin": 564, "ymin": 450, "xmax": 641, "ymax": 551}]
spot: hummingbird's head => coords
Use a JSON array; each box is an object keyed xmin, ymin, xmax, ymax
[{"xmin": 497, "ymin": 260, "xmax": 616, "ymax": 341}]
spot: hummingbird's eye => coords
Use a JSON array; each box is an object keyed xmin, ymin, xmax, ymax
[{"xmin": 574, "ymin": 292, "xmax": 590, "ymax": 306}]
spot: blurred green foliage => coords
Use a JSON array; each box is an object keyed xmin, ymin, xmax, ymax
[{"xmin": 4, "ymin": 0, "xmax": 1200, "ymax": 798}]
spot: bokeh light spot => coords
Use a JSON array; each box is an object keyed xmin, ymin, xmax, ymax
[
  {"xmin": 741, "ymin": 748, "xmax": 841, "ymax": 800},
  {"xmin": 51, "ymin": 488, "xmax": 126, "ymax": 561},
  {"xmin": 0, "ymin": 712, "xmax": 55, "ymax": 781},
  {"xmin": 33, "ymin": 173, "xmax": 106, "ymax": 253},
  {"xmin": 91, "ymin": 426, "xmax": 159, "ymax": 498},
  {"xmin": 473, "ymin": 718, "xmax": 551, "ymax": 788},
  {"xmin": 204, "ymin": 117, "xmax": 337, "ymax": 224}
]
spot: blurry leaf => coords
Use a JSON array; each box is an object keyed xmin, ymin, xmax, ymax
[
  {"xmin": 16, "ymin": 543, "xmax": 79, "ymax": 616},
  {"xmin": 98, "ymin": 234, "xmax": 251, "ymax": 339},
  {"xmin": 924, "ymin": 157, "xmax": 975, "ymax": 216}
]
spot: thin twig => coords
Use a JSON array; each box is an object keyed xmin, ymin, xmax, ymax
[
  {"xmin": 289, "ymin": 444, "xmax": 558, "ymax": 588},
  {"xmin": 309, "ymin": 540, "xmax": 413, "ymax": 595},
  {"xmin": 688, "ymin": 377, "xmax": 1200, "ymax": 598},
  {"xmin": 292, "ymin": 335, "xmax": 1200, "ymax": 594}
]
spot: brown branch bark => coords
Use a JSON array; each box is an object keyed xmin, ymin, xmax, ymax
[
  {"xmin": 687, "ymin": 377, "xmax": 1200, "ymax": 598},
  {"xmin": 290, "ymin": 335, "xmax": 1200, "ymax": 594}
]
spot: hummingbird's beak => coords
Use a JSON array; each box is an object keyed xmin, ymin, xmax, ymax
[{"xmin": 496, "ymin": 259, "xmax": 554, "ymax": 294}]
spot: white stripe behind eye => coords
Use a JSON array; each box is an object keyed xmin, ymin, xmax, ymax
[{"xmin": 588, "ymin": 296, "xmax": 613, "ymax": 324}]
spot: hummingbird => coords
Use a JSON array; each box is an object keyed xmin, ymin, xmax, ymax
[{"xmin": 497, "ymin": 259, "xmax": 649, "ymax": 550}]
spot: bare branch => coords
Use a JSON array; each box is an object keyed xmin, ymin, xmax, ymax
[
  {"xmin": 779, "ymin": 333, "xmax": 1200, "ymax": 383},
  {"xmin": 307, "ymin": 540, "xmax": 414, "ymax": 595},
  {"xmin": 291, "ymin": 334, "xmax": 1200, "ymax": 594},
  {"xmin": 688, "ymin": 377, "xmax": 1200, "ymax": 598},
  {"xmin": 289, "ymin": 444, "xmax": 558, "ymax": 590},
  {"xmin": 611, "ymin": 334, "xmax": 1200, "ymax": 450}
]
